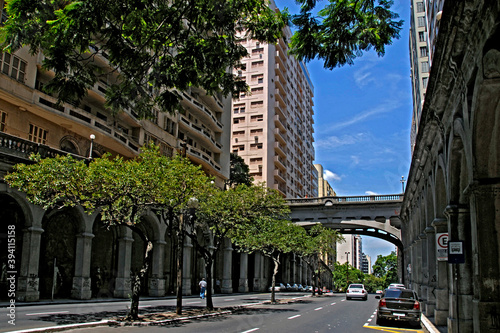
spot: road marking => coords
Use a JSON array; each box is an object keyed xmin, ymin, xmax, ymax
[
  {"xmin": 138, "ymin": 305, "xmax": 151, "ymax": 308},
  {"xmin": 363, "ymin": 324, "xmax": 423, "ymax": 332},
  {"xmin": 186, "ymin": 301, "xmax": 201, "ymax": 304},
  {"xmin": 224, "ymin": 298, "xmax": 235, "ymax": 301},
  {"xmin": 314, "ymin": 307, "xmax": 323, "ymax": 311},
  {"xmin": 26, "ymin": 311, "xmax": 69, "ymax": 316},
  {"xmin": 241, "ymin": 328, "xmax": 260, "ymax": 333},
  {"xmin": 250, "ymin": 296, "xmax": 258, "ymax": 299},
  {"xmin": 288, "ymin": 314, "xmax": 301, "ymax": 319},
  {"xmin": 331, "ymin": 302, "xmax": 336, "ymax": 305}
]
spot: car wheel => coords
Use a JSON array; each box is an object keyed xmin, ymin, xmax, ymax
[
  {"xmin": 363, "ymin": 296, "xmax": 367, "ymax": 301},
  {"xmin": 346, "ymin": 297, "xmax": 350, "ymax": 300},
  {"xmin": 410, "ymin": 320, "xmax": 421, "ymax": 328},
  {"xmin": 376, "ymin": 316, "xmax": 385, "ymax": 326}
]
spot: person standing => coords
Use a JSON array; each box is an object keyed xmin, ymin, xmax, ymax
[{"xmin": 199, "ymin": 278, "xmax": 207, "ymax": 299}]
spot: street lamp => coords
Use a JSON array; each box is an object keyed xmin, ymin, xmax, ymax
[
  {"xmin": 345, "ymin": 251, "xmax": 350, "ymax": 287},
  {"xmin": 89, "ymin": 134, "xmax": 95, "ymax": 159},
  {"xmin": 400, "ymin": 176, "xmax": 406, "ymax": 193}
]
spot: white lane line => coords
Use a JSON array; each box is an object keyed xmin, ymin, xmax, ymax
[
  {"xmin": 331, "ymin": 302, "xmax": 336, "ymax": 305},
  {"xmin": 26, "ymin": 311, "xmax": 69, "ymax": 316},
  {"xmin": 341, "ymin": 299, "xmax": 346, "ymax": 301},
  {"xmin": 241, "ymin": 328, "xmax": 259, "ymax": 333},
  {"xmin": 224, "ymin": 298, "xmax": 235, "ymax": 301},
  {"xmin": 186, "ymin": 301, "xmax": 202, "ymax": 304},
  {"xmin": 367, "ymin": 318, "xmax": 373, "ymax": 322},
  {"xmin": 288, "ymin": 314, "xmax": 301, "ymax": 319},
  {"xmin": 314, "ymin": 307, "xmax": 323, "ymax": 311},
  {"xmin": 139, "ymin": 305, "xmax": 151, "ymax": 308},
  {"xmin": 250, "ymin": 296, "xmax": 258, "ymax": 299}
]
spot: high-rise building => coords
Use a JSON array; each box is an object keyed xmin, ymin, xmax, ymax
[
  {"xmin": 314, "ymin": 164, "xmax": 337, "ymax": 197},
  {"xmin": 231, "ymin": 1, "xmax": 317, "ymax": 198},
  {"xmin": 409, "ymin": 0, "xmax": 445, "ymax": 151},
  {"xmin": 337, "ymin": 234, "xmax": 363, "ymax": 270}
]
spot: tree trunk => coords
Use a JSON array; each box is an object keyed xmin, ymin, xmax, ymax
[
  {"xmin": 125, "ymin": 229, "xmax": 153, "ymax": 320},
  {"xmin": 176, "ymin": 215, "xmax": 184, "ymax": 315},
  {"xmin": 271, "ymin": 253, "xmax": 280, "ymax": 303},
  {"xmin": 204, "ymin": 257, "xmax": 214, "ymax": 310}
]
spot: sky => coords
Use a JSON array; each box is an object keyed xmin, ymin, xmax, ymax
[{"xmin": 274, "ymin": 0, "xmax": 412, "ymax": 262}]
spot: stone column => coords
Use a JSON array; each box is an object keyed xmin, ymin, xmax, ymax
[
  {"xmin": 149, "ymin": 240, "xmax": 166, "ymax": 297},
  {"xmin": 432, "ymin": 217, "xmax": 449, "ymax": 326},
  {"xmin": 221, "ymin": 238, "xmax": 233, "ymax": 293},
  {"xmin": 114, "ymin": 228, "xmax": 133, "ymax": 298},
  {"xmin": 302, "ymin": 259, "xmax": 308, "ymax": 285},
  {"xmin": 17, "ymin": 226, "xmax": 44, "ymax": 302},
  {"xmin": 297, "ymin": 257, "xmax": 303, "ymax": 286},
  {"xmin": 182, "ymin": 237, "xmax": 193, "ymax": 296},
  {"xmin": 424, "ymin": 226, "xmax": 437, "ymax": 316},
  {"xmin": 253, "ymin": 252, "xmax": 263, "ymax": 292},
  {"xmin": 71, "ymin": 232, "xmax": 94, "ymax": 299},
  {"xmin": 238, "ymin": 252, "xmax": 249, "ymax": 292}
]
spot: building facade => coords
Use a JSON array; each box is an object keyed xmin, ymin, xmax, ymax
[
  {"xmin": 314, "ymin": 164, "xmax": 337, "ymax": 197},
  {"xmin": 230, "ymin": 1, "xmax": 317, "ymax": 198},
  {"xmin": 401, "ymin": 0, "xmax": 500, "ymax": 331}
]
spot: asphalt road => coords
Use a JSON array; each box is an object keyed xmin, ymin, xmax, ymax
[{"xmin": 1, "ymin": 293, "xmax": 425, "ymax": 333}]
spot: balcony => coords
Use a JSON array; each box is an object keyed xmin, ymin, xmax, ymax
[
  {"xmin": 274, "ymin": 169, "xmax": 286, "ymax": 182},
  {"xmin": 184, "ymin": 143, "xmax": 221, "ymax": 173},
  {"xmin": 274, "ymin": 155, "xmax": 286, "ymax": 170},
  {"xmin": 274, "ymin": 115, "xmax": 286, "ymax": 132},
  {"xmin": 179, "ymin": 91, "xmax": 223, "ymax": 132},
  {"xmin": 274, "ymin": 128, "xmax": 287, "ymax": 145},
  {"xmin": 178, "ymin": 114, "xmax": 222, "ymax": 152},
  {"xmin": 34, "ymin": 91, "xmax": 140, "ymax": 153}
]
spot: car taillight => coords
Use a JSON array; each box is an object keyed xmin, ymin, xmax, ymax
[
  {"xmin": 362, "ymin": 289, "xmax": 366, "ymax": 293},
  {"xmin": 414, "ymin": 300, "xmax": 420, "ymax": 310},
  {"xmin": 379, "ymin": 299, "xmax": 386, "ymax": 307}
]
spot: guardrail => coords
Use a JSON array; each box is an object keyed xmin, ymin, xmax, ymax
[{"xmin": 286, "ymin": 194, "xmax": 404, "ymax": 205}]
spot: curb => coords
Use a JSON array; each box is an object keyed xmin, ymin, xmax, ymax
[{"xmin": 421, "ymin": 314, "xmax": 441, "ymax": 333}]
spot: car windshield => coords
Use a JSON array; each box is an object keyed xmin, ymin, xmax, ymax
[
  {"xmin": 349, "ymin": 284, "xmax": 363, "ymax": 289},
  {"xmin": 384, "ymin": 289, "xmax": 416, "ymax": 299}
]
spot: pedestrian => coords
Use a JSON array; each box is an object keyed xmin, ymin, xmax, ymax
[{"xmin": 199, "ymin": 278, "xmax": 207, "ymax": 299}]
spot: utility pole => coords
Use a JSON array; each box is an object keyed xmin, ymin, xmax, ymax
[{"xmin": 345, "ymin": 251, "xmax": 350, "ymax": 287}]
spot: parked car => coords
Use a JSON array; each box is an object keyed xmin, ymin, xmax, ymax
[
  {"xmin": 268, "ymin": 283, "xmax": 286, "ymax": 292},
  {"xmin": 387, "ymin": 283, "xmax": 405, "ymax": 289},
  {"xmin": 297, "ymin": 284, "xmax": 305, "ymax": 292},
  {"xmin": 376, "ymin": 288, "xmax": 422, "ymax": 327},
  {"xmin": 305, "ymin": 285, "xmax": 313, "ymax": 292},
  {"xmin": 346, "ymin": 283, "xmax": 368, "ymax": 300},
  {"xmin": 375, "ymin": 289, "xmax": 384, "ymax": 295}
]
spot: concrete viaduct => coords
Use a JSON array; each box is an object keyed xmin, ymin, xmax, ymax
[{"xmin": 286, "ymin": 194, "xmax": 404, "ymax": 250}]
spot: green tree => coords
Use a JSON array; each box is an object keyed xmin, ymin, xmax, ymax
[
  {"xmin": 372, "ymin": 251, "xmax": 398, "ymax": 287},
  {"xmin": 186, "ymin": 184, "xmax": 282, "ymax": 309},
  {"xmin": 229, "ymin": 187, "xmax": 295, "ymax": 303},
  {"xmin": 295, "ymin": 224, "xmax": 343, "ymax": 295},
  {"xmin": 228, "ymin": 153, "xmax": 253, "ymax": 187},
  {"xmin": 4, "ymin": 144, "xmax": 212, "ymax": 319},
  {"xmin": 1, "ymin": 0, "xmax": 285, "ymax": 117},
  {"xmin": 287, "ymin": 0, "xmax": 404, "ymax": 69},
  {"xmin": 332, "ymin": 261, "xmax": 365, "ymax": 291}
]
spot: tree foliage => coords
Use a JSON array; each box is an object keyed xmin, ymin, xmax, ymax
[
  {"xmin": 372, "ymin": 251, "xmax": 398, "ymax": 286},
  {"xmin": 228, "ymin": 153, "xmax": 253, "ymax": 187},
  {"xmin": 4, "ymin": 144, "xmax": 213, "ymax": 319},
  {"xmin": 287, "ymin": 0, "xmax": 404, "ymax": 68},
  {"xmin": 0, "ymin": 0, "xmax": 285, "ymax": 117}
]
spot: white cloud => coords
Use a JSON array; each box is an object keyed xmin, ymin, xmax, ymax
[
  {"xmin": 354, "ymin": 67, "xmax": 375, "ymax": 88},
  {"xmin": 315, "ymin": 133, "xmax": 367, "ymax": 150},
  {"xmin": 365, "ymin": 191, "xmax": 378, "ymax": 195},
  {"xmin": 324, "ymin": 170, "xmax": 341, "ymax": 182},
  {"xmin": 351, "ymin": 155, "xmax": 360, "ymax": 166}
]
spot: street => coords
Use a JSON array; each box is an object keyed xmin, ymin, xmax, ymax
[{"xmin": 1, "ymin": 293, "xmax": 425, "ymax": 333}]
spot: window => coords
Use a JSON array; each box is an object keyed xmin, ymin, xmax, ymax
[
  {"xmin": 421, "ymin": 61, "xmax": 429, "ymax": 73},
  {"xmin": 250, "ymin": 143, "xmax": 263, "ymax": 150},
  {"xmin": 251, "ymin": 87, "xmax": 264, "ymax": 94},
  {"xmin": 0, "ymin": 111, "xmax": 6, "ymax": 132},
  {"xmin": 418, "ymin": 31, "xmax": 426, "ymax": 42},
  {"xmin": 252, "ymin": 48, "xmax": 264, "ymax": 55},
  {"xmin": 250, "ymin": 101, "xmax": 264, "ymax": 108},
  {"xmin": 420, "ymin": 46, "xmax": 428, "ymax": 57},
  {"xmin": 422, "ymin": 77, "xmax": 428, "ymax": 89},
  {"xmin": 29, "ymin": 124, "xmax": 48, "ymax": 144},
  {"xmin": 416, "ymin": 2, "xmax": 425, "ymax": 12},
  {"xmin": 251, "ymin": 74, "xmax": 264, "ymax": 83},
  {"xmin": 251, "ymin": 60, "xmax": 264, "ymax": 68},
  {"xmin": 250, "ymin": 128, "xmax": 263, "ymax": 134},
  {"xmin": 1, "ymin": 53, "xmax": 27, "ymax": 82},
  {"xmin": 233, "ymin": 116, "xmax": 245, "ymax": 124},
  {"xmin": 417, "ymin": 16, "xmax": 425, "ymax": 27},
  {"xmin": 251, "ymin": 115, "xmax": 264, "ymax": 122}
]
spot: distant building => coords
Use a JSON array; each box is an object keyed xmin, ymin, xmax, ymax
[
  {"xmin": 337, "ymin": 235, "xmax": 363, "ymax": 270},
  {"xmin": 314, "ymin": 164, "xmax": 337, "ymax": 197}
]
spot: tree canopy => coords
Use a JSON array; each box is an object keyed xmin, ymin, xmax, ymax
[
  {"xmin": 372, "ymin": 251, "xmax": 399, "ymax": 286},
  {"xmin": 287, "ymin": 0, "xmax": 404, "ymax": 68},
  {"xmin": 0, "ymin": 0, "xmax": 285, "ymax": 117}
]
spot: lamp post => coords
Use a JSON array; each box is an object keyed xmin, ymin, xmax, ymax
[
  {"xmin": 89, "ymin": 134, "xmax": 95, "ymax": 159},
  {"xmin": 345, "ymin": 251, "xmax": 350, "ymax": 287},
  {"xmin": 400, "ymin": 176, "xmax": 406, "ymax": 193}
]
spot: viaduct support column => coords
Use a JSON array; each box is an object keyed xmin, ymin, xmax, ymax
[
  {"xmin": 221, "ymin": 238, "xmax": 233, "ymax": 293},
  {"xmin": 432, "ymin": 217, "xmax": 449, "ymax": 326},
  {"xmin": 238, "ymin": 252, "xmax": 249, "ymax": 292}
]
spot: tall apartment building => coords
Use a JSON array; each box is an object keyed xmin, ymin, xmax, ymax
[
  {"xmin": 409, "ymin": 0, "xmax": 445, "ymax": 151},
  {"xmin": 337, "ymin": 234, "xmax": 363, "ymax": 270},
  {"xmin": 231, "ymin": 2, "xmax": 317, "ymax": 198},
  {"xmin": 314, "ymin": 164, "xmax": 337, "ymax": 197}
]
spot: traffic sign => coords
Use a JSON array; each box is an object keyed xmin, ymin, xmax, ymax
[{"xmin": 436, "ymin": 233, "xmax": 448, "ymax": 261}]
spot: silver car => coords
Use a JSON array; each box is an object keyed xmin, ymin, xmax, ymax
[{"xmin": 346, "ymin": 283, "xmax": 368, "ymax": 300}]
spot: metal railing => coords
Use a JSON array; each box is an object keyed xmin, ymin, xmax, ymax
[{"xmin": 286, "ymin": 194, "xmax": 404, "ymax": 205}]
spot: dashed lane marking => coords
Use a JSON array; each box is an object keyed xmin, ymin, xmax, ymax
[
  {"xmin": 26, "ymin": 311, "xmax": 69, "ymax": 316},
  {"xmin": 288, "ymin": 314, "xmax": 301, "ymax": 319}
]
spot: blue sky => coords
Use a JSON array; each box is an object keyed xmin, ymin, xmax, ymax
[{"xmin": 274, "ymin": 0, "xmax": 412, "ymax": 261}]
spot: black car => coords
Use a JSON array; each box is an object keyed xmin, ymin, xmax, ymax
[{"xmin": 376, "ymin": 288, "xmax": 422, "ymax": 327}]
